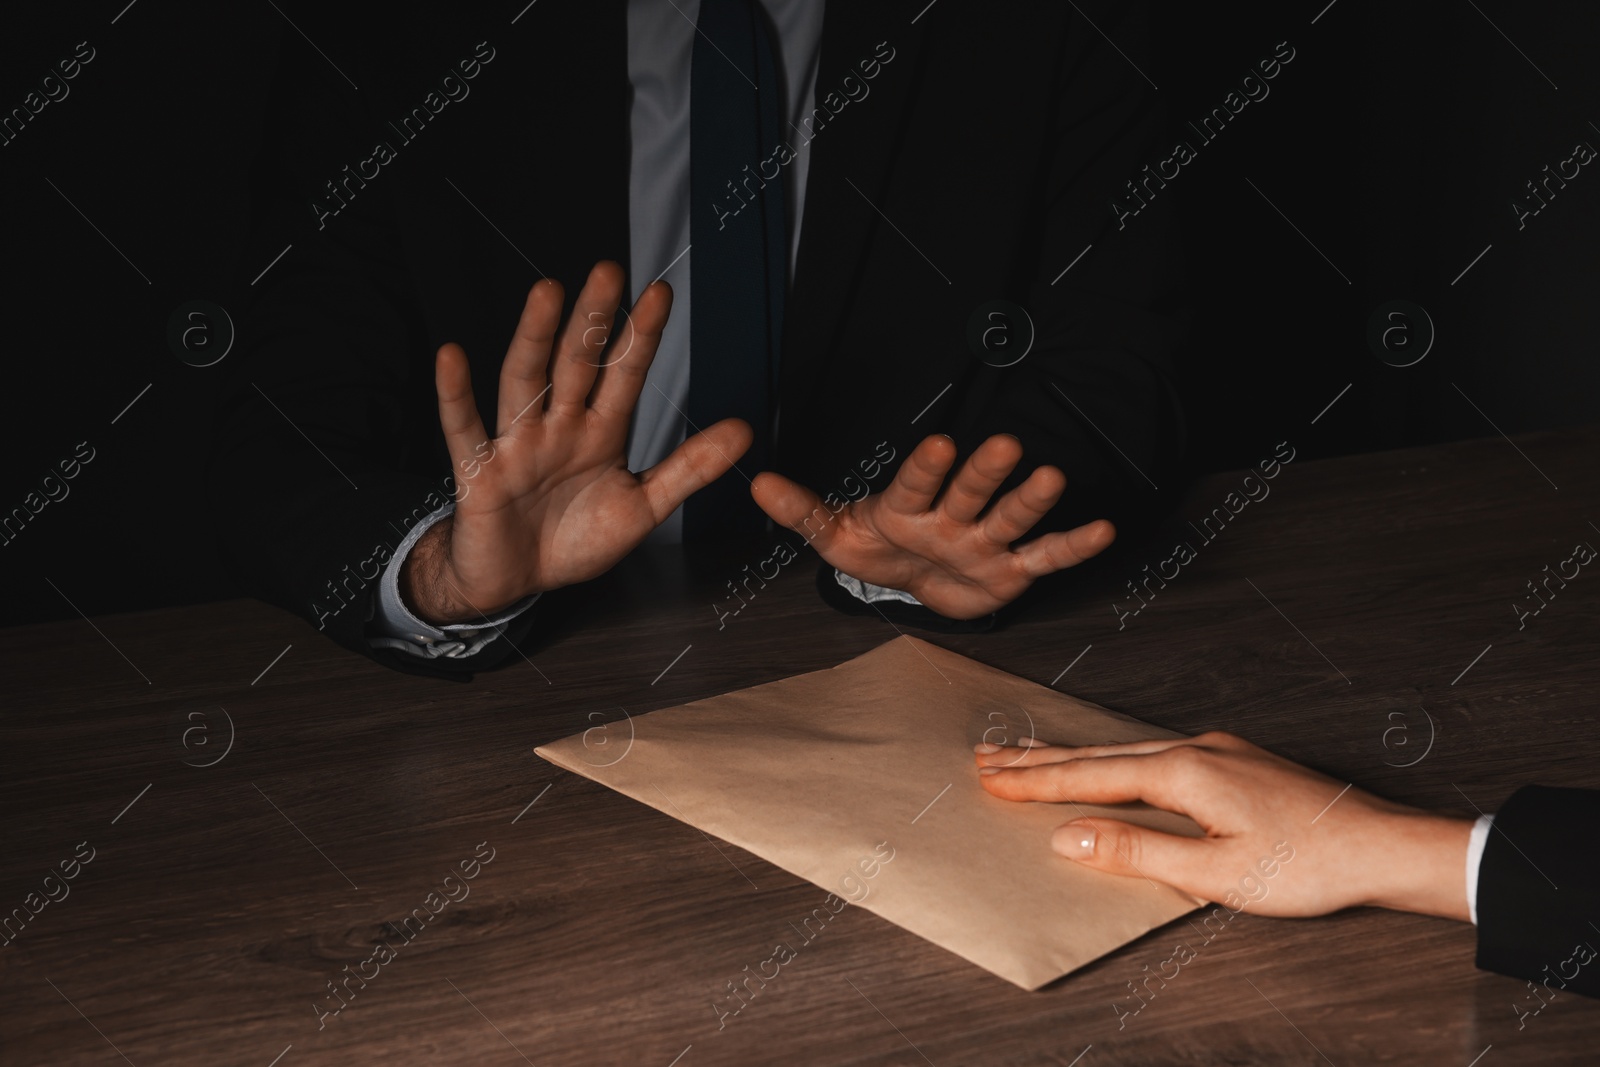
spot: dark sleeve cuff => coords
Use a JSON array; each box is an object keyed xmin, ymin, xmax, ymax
[
  {"xmin": 1475, "ymin": 785, "xmax": 1600, "ymax": 997},
  {"xmin": 362, "ymin": 593, "xmax": 543, "ymax": 682}
]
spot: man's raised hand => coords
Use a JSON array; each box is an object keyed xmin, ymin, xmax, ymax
[
  {"xmin": 401, "ymin": 261, "xmax": 752, "ymax": 624},
  {"xmin": 751, "ymin": 433, "xmax": 1115, "ymax": 618}
]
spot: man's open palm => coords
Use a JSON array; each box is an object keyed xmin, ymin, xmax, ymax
[
  {"xmin": 751, "ymin": 434, "xmax": 1115, "ymax": 619},
  {"xmin": 404, "ymin": 261, "xmax": 752, "ymax": 624}
]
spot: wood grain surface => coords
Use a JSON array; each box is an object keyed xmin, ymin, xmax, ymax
[{"xmin": 3, "ymin": 427, "xmax": 1598, "ymax": 1065}]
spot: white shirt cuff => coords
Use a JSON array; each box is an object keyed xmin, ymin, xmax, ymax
[
  {"xmin": 369, "ymin": 501, "xmax": 539, "ymax": 659},
  {"xmin": 1466, "ymin": 813, "xmax": 1494, "ymax": 926},
  {"xmin": 833, "ymin": 569, "xmax": 923, "ymax": 606}
]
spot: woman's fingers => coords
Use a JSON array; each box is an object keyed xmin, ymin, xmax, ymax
[
  {"xmin": 436, "ymin": 342, "xmax": 491, "ymax": 477},
  {"xmin": 1050, "ymin": 816, "xmax": 1214, "ymax": 895},
  {"xmin": 937, "ymin": 434, "xmax": 1023, "ymax": 525},
  {"xmin": 496, "ymin": 278, "xmax": 563, "ymax": 435},
  {"xmin": 977, "ymin": 731, "xmax": 1255, "ymax": 767},
  {"xmin": 979, "ymin": 749, "xmax": 1225, "ymax": 894},
  {"xmin": 978, "ymin": 745, "xmax": 1225, "ymax": 819},
  {"xmin": 975, "ymin": 733, "xmax": 1196, "ymax": 767}
]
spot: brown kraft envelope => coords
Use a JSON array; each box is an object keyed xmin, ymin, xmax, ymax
[{"xmin": 535, "ymin": 635, "xmax": 1204, "ymax": 990}]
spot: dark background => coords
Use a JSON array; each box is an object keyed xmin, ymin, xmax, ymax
[{"xmin": 2, "ymin": 0, "xmax": 1596, "ymax": 627}]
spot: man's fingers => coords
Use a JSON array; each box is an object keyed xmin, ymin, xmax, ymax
[
  {"xmin": 750, "ymin": 469, "xmax": 840, "ymax": 550},
  {"xmin": 638, "ymin": 417, "xmax": 754, "ymax": 524},
  {"xmin": 436, "ymin": 342, "xmax": 490, "ymax": 476},
  {"xmin": 1011, "ymin": 518, "xmax": 1115, "ymax": 579},
  {"xmin": 878, "ymin": 435, "xmax": 958, "ymax": 516},
  {"xmin": 1051, "ymin": 817, "xmax": 1212, "ymax": 894},
  {"xmin": 589, "ymin": 280, "xmax": 671, "ymax": 426},
  {"xmin": 548, "ymin": 261, "xmax": 624, "ymax": 419},
  {"xmin": 980, "ymin": 464, "xmax": 1068, "ymax": 546},
  {"xmin": 496, "ymin": 278, "xmax": 563, "ymax": 435},
  {"xmin": 937, "ymin": 434, "xmax": 1023, "ymax": 524}
]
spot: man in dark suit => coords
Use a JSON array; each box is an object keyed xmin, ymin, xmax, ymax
[
  {"xmin": 976, "ymin": 733, "xmax": 1600, "ymax": 1000},
  {"xmin": 207, "ymin": 0, "xmax": 1183, "ymax": 678}
]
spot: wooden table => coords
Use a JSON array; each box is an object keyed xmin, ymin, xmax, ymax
[{"xmin": 4, "ymin": 427, "xmax": 1598, "ymax": 1065}]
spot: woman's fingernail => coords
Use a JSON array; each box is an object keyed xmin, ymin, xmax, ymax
[
  {"xmin": 978, "ymin": 766, "xmax": 1001, "ymax": 776},
  {"xmin": 1018, "ymin": 737, "xmax": 1050, "ymax": 748},
  {"xmin": 974, "ymin": 742, "xmax": 1002, "ymax": 754},
  {"xmin": 1053, "ymin": 823, "xmax": 1095, "ymax": 858}
]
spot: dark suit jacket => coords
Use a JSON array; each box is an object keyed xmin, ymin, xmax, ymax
[
  {"xmin": 207, "ymin": 0, "xmax": 1185, "ymax": 678},
  {"xmin": 1477, "ymin": 786, "xmax": 1600, "ymax": 998}
]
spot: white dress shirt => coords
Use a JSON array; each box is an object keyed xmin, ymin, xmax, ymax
[{"xmin": 368, "ymin": 0, "xmax": 921, "ymax": 656}]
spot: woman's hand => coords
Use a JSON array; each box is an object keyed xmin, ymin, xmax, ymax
[{"xmin": 976, "ymin": 731, "xmax": 1474, "ymax": 920}]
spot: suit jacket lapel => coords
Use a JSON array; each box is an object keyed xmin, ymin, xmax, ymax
[{"xmin": 782, "ymin": 1, "xmax": 927, "ymax": 432}]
